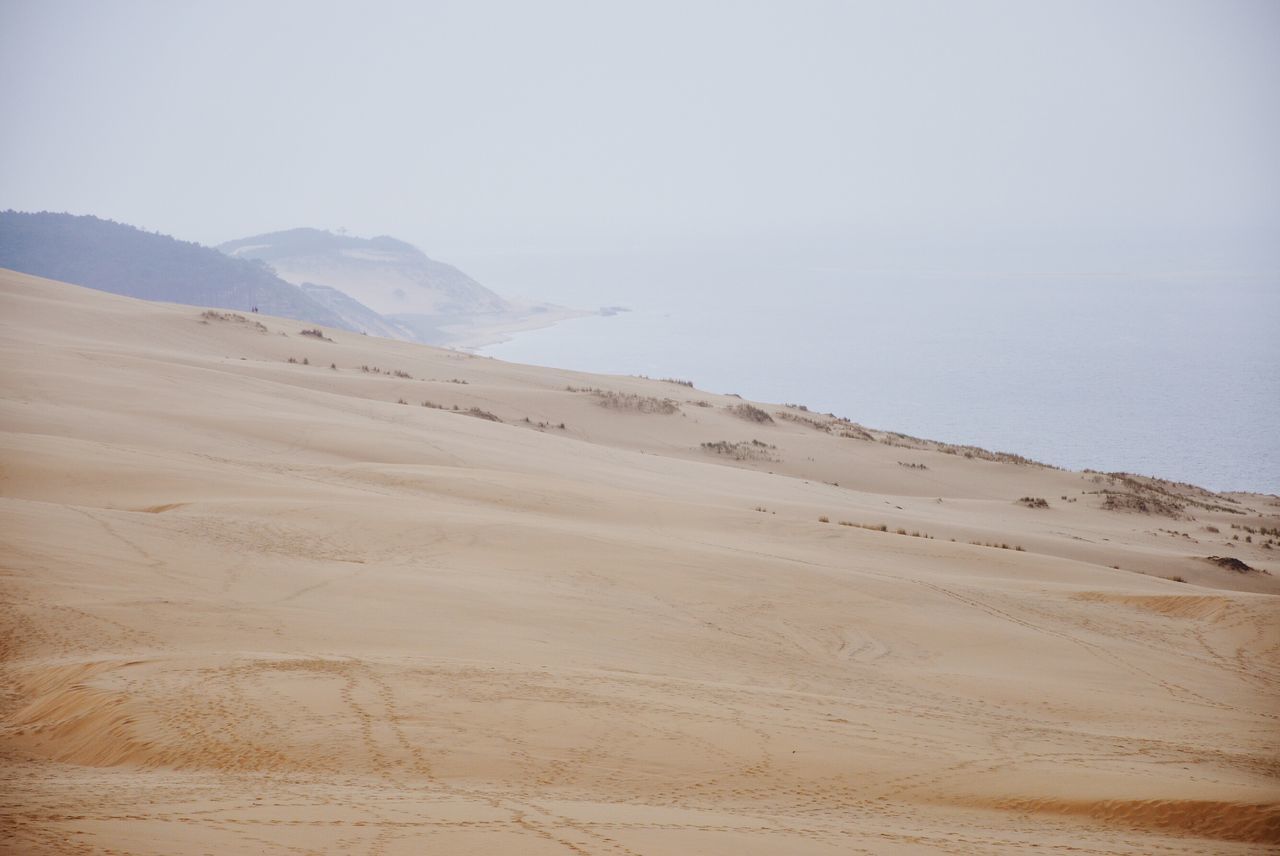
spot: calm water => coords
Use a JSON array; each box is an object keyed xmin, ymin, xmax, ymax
[{"xmin": 481, "ymin": 270, "xmax": 1279, "ymax": 494}]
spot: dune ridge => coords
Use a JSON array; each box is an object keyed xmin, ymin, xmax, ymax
[{"xmin": 1, "ymin": 268, "xmax": 1277, "ymax": 854}]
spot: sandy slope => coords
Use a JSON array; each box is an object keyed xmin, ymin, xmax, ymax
[{"xmin": 1, "ymin": 268, "xmax": 1277, "ymax": 855}]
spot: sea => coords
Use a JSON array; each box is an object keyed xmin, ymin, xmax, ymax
[{"xmin": 479, "ymin": 264, "xmax": 1279, "ymax": 495}]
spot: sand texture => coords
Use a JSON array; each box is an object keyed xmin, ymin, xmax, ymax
[{"xmin": 1, "ymin": 269, "xmax": 1277, "ymax": 854}]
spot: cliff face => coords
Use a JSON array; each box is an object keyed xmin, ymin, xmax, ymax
[{"xmin": 219, "ymin": 228, "xmax": 508, "ymax": 318}]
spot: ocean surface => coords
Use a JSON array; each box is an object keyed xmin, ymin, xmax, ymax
[{"xmin": 480, "ymin": 270, "xmax": 1279, "ymax": 494}]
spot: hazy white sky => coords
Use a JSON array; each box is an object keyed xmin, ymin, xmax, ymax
[{"xmin": 2, "ymin": 0, "xmax": 1277, "ymax": 273}]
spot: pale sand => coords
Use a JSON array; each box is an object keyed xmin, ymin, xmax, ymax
[{"xmin": 1, "ymin": 268, "xmax": 1277, "ymax": 854}]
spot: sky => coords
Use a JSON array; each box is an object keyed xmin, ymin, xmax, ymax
[{"xmin": 2, "ymin": 0, "xmax": 1278, "ymax": 285}]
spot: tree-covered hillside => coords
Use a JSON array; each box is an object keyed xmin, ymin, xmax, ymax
[{"xmin": 0, "ymin": 211, "xmax": 354, "ymax": 329}]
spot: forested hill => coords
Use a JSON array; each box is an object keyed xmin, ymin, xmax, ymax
[{"xmin": 0, "ymin": 211, "xmax": 353, "ymax": 329}]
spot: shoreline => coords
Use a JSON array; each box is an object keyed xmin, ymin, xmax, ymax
[{"xmin": 477, "ymin": 301, "xmax": 1279, "ymax": 497}]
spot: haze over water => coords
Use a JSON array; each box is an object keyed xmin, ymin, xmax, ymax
[
  {"xmin": 480, "ymin": 254, "xmax": 1280, "ymax": 495},
  {"xmin": 4, "ymin": 2, "xmax": 1277, "ymax": 492}
]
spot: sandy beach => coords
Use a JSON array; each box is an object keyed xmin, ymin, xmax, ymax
[{"xmin": 1, "ymin": 268, "xmax": 1277, "ymax": 854}]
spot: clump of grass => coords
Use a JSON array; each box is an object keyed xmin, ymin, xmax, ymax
[
  {"xmin": 300, "ymin": 328, "xmax": 334, "ymax": 342},
  {"xmin": 660, "ymin": 378, "xmax": 694, "ymax": 387},
  {"xmin": 464, "ymin": 407, "xmax": 501, "ymax": 422},
  {"xmin": 969, "ymin": 540, "xmax": 1026, "ymax": 551},
  {"xmin": 1101, "ymin": 491, "xmax": 1183, "ymax": 517},
  {"xmin": 776, "ymin": 410, "xmax": 832, "ymax": 431},
  {"xmin": 836, "ymin": 521, "xmax": 935, "ymax": 540},
  {"xmin": 361, "ymin": 365, "xmax": 412, "ymax": 377},
  {"xmin": 727, "ymin": 403, "xmax": 774, "ymax": 423},
  {"xmin": 592, "ymin": 389, "xmax": 680, "ymax": 414},
  {"xmin": 522, "ymin": 417, "xmax": 567, "ymax": 430},
  {"xmin": 1018, "ymin": 496, "xmax": 1050, "ymax": 509},
  {"xmin": 330, "ymin": 362, "xmax": 337, "ymax": 370},
  {"xmin": 200, "ymin": 310, "xmax": 268, "ymax": 332},
  {"xmin": 898, "ymin": 461, "xmax": 929, "ymax": 470},
  {"xmin": 840, "ymin": 521, "xmax": 889, "ymax": 532},
  {"xmin": 818, "ymin": 515, "xmax": 830, "ymax": 523},
  {"xmin": 701, "ymin": 439, "xmax": 778, "ymax": 461},
  {"xmin": 396, "ymin": 398, "xmax": 408, "ymax": 405}
]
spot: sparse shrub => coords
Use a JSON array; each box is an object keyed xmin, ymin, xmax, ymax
[
  {"xmin": 728, "ymin": 403, "xmax": 774, "ymax": 423},
  {"xmin": 819, "ymin": 516, "xmax": 830, "ymax": 523},
  {"xmin": 969, "ymin": 540, "xmax": 1025, "ymax": 552},
  {"xmin": 592, "ymin": 390, "xmax": 680, "ymax": 414},
  {"xmin": 465, "ymin": 407, "xmax": 501, "ymax": 422},
  {"xmin": 392, "ymin": 369, "xmax": 412, "ymax": 379},
  {"xmin": 898, "ymin": 461, "xmax": 929, "ymax": 470},
  {"xmin": 397, "ymin": 398, "xmax": 408, "ymax": 405},
  {"xmin": 701, "ymin": 439, "xmax": 778, "ymax": 461},
  {"xmin": 300, "ymin": 328, "xmax": 334, "ymax": 342},
  {"xmin": 1018, "ymin": 497, "xmax": 1050, "ymax": 509},
  {"xmin": 1101, "ymin": 491, "xmax": 1184, "ymax": 517},
  {"xmin": 302, "ymin": 357, "xmax": 309, "ymax": 366},
  {"xmin": 1205, "ymin": 555, "xmax": 1261, "ymax": 573},
  {"xmin": 660, "ymin": 378, "xmax": 694, "ymax": 387},
  {"xmin": 776, "ymin": 410, "xmax": 836, "ymax": 432},
  {"xmin": 287, "ymin": 357, "xmax": 298, "ymax": 364},
  {"xmin": 330, "ymin": 362, "xmax": 337, "ymax": 370},
  {"xmin": 200, "ymin": 310, "xmax": 267, "ymax": 332}
]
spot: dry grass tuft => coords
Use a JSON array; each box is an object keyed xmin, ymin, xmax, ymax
[
  {"xmin": 727, "ymin": 403, "xmax": 774, "ymax": 423},
  {"xmin": 701, "ymin": 439, "xmax": 778, "ymax": 461}
]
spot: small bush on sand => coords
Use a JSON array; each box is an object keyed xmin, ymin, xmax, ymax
[{"xmin": 1018, "ymin": 497, "xmax": 1050, "ymax": 509}]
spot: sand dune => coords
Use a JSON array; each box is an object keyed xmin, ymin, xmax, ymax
[{"xmin": 1, "ymin": 268, "xmax": 1277, "ymax": 854}]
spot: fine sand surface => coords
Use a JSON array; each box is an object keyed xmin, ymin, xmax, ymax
[{"xmin": 1, "ymin": 268, "xmax": 1277, "ymax": 854}]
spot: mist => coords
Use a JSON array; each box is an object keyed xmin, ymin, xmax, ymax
[
  {"xmin": 3, "ymin": 0, "xmax": 1278, "ymax": 490},
  {"xmin": 3, "ymin": 0, "xmax": 1278, "ymax": 285}
]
